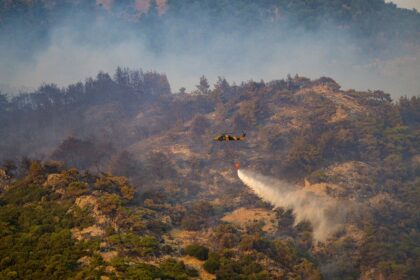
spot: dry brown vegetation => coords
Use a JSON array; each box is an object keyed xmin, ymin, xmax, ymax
[{"xmin": 1, "ymin": 72, "xmax": 419, "ymax": 279}]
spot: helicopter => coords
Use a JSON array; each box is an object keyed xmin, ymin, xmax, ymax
[{"xmin": 213, "ymin": 132, "xmax": 246, "ymax": 142}]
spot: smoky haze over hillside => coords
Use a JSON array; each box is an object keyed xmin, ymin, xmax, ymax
[{"xmin": 0, "ymin": 0, "xmax": 419, "ymax": 97}]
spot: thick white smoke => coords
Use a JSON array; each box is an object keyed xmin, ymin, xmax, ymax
[{"xmin": 238, "ymin": 169, "xmax": 345, "ymax": 242}]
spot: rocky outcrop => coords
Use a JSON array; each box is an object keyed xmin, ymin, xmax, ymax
[
  {"xmin": 0, "ymin": 168, "xmax": 10, "ymax": 192},
  {"xmin": 74, "ymin": 195, "xmax": 108, "ymax": 225}
]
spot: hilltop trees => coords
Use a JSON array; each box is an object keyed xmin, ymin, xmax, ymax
[
  {"xmin": 4, "ymin": 67, "xmax": 170, "ymax": 112},
  {"xmin": 398, "ymin": 96, "xmax": 420, "ymax": 126},
  {"xmin": 196, "ymin": 76, "xmax": 210, "ymax": 94},
  {"xmin": 0, "ymin": 67, "xmax": 172, "ymax": 163}
]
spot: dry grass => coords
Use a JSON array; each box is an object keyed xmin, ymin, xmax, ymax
[
  {"xmin": 100, "ymin": 251, "xmax": 118, "ymax": 262},
  {"xmin": 169, "ymin": 229, "xmax": 212, "ymax": 248},
  {"xmin": 222, "ymin": 207, "xmax": 277, "ymax": 233},
  {"xmin": 71, "ymin": 225, "xmax": 105, "ymax": 241}
]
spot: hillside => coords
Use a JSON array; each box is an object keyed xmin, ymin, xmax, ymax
[
  {"xmin": 2, "ymin": 0, "xmax": 419, "ymax": 58},
  {"xmin": 2, "ymin": 0, "xmax": 419, "ymax": 39},
  {"xmin": 1, "ymin": 71, "xmax": 419, "ymax": 279}
]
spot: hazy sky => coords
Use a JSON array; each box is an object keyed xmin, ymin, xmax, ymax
[
  {"xmin": 385, "ymin": 0, "xmax": 420, "ymax": 10},
  {"xmin": 0, "ymin": 2, "xmax": 419, "ymax": 98}
]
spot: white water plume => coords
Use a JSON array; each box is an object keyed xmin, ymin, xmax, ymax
[{"xmin": 238, "ymin": 169, "xmax": 345, "ymax": 242}]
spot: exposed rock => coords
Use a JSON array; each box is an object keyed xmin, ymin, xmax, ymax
[
  {"xmin": 0, "ymin": 169, "xmax": 11, "ymax": 192},
  {"xmin": 77, "ymin": 256, "xmax": 92, "ymax": 267},
  {"xmin": 71, "ymin": 225, "xmax": 105, "ymax": 241},
  {"xmin": 101, "ymin": 251, "xmax": 118, "ymax": 262},
  {"xmin": 329, "ymin": 106, "xmax": 349, "ymax": 123},
  {"xmin": 75, "ymin": 195, "xmax": 108, "ymax": 225},
  {"xmin": 43, "ymin": 173, "xmax": 68, "ymax": 189}
]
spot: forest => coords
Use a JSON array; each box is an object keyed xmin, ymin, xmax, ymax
[
  {"xmin": 2, "ymin": 0, "xmax": 419, "ymax": 41},
  {"xmin": 0, "ymin": 68, "xmax": 419, "ymax": 279},
  {"xmin": 0, "ymin": 0, "xmax": 419, "ymax": 279}
]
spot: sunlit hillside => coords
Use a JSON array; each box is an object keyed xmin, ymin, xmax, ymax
[
  {"xmin": 0, "ymin": 1, "xmax": 419, "ymax": 279},
  {"xmin": 1, "ymin": 72, "xmax": 419, "ymax": 279}
]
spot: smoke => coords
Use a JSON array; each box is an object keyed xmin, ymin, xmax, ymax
[
  {"xmin": 238, "ymin": 169, "xmax": 346, "ymax": 242},
  {"xmin": 0, "ymin": 2, "xmax": 419, "ymax": 97}
]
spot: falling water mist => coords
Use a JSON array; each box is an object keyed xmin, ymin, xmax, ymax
[{"xmin": 238, "ymin": 168, "xmax": 346, "ymax": 242}]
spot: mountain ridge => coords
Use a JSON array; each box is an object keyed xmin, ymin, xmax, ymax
[{"xmin": 1, "ymin": 70, "xmax": 419, "ymax": 278}]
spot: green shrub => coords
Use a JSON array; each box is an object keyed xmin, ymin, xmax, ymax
[
  {"xmin": 185, "ymin": 244, "xmax": 209, "ymax": 260},
  {"xmin": 2, "ymin": 184, "xmax": 48, "ymax": 205},
  {"xmin": 125, "ymin": 263, "xmax": 161, "ymax": 280},
  {"xmin": 159, "ymin": 258, "xmax": 190, "ymax": 280},
  {"xmin": 203, "ymin": 253, "xmax": 220, "ymax": 274},
  {"xmin": 109, "ymin": 233, "xmax": 159, "ymax": 257}
]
